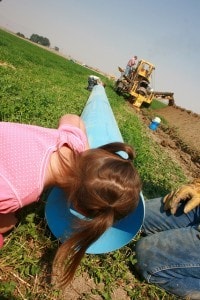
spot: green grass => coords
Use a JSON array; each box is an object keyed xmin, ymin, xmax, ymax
[
  {"xmin": 149, "ymin": 99, "xmax": 167, "ymax": 110},
  {"xmin": 0, "ymin": 28, "xmax": 187, "ymax": 299}
]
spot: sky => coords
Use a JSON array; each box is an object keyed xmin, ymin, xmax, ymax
[{"xmin": 0, "ymin": 0, "xmax": 200, "ymax": 113}]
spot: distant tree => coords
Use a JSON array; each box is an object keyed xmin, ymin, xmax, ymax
[
  {"xmin": 30, "ymin": 34, "xmax": 40, "ymax": 43},
  {"xmin": 30, "ymin": 34, "xmax": 50, "ymax": 47},
  {"xmin": 41, "ymin": 37, "xmax": 50, "ymax": 47},
  {"xmin": 54, "ymin": 46, "xmax": 59, "ymax": 52},
  {"xmin": 16, "ymin": 32, "xmax": 25, "ymax": 38}
]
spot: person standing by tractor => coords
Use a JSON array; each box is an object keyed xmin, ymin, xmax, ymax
[{"xmin": 124, "ymin": 55, "xmax": 138, "ymax": 76}]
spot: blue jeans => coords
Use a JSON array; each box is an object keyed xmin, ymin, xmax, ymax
[
  {"xmin": 135, "ymin": 197, "xmax": 200, "ymax": 299},
  {"xmin": 124, "ymin": 65, "xmax": 131, "ymax": 76}
]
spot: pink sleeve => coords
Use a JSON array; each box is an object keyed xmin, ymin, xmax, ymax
[
  {"xmin": 58, "ymin": 124, "xmax": 88, "ymax": 152},
  {"xmin": 0, "ymin": 176, "xmax": 20, "ymax": 213}
]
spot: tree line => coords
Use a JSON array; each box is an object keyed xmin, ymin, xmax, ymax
[
  {"xmin": 16, "ymin": 32, "xmax": 59, "ymax": 51},
  {"xmin": 30, "ymin": 34, "xmax": 50, "ymax": 47}
]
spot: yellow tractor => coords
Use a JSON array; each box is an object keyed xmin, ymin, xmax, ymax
[{"xmin": 115, "ymin": 59, "xmax": 155, "ymax": 109}]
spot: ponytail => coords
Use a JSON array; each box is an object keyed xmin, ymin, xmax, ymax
[
  {"xmin": 53, "ymin": 142, "xmax": 141, "ymax": 286},
  {"xmin": 53, "ymin": 208, "xmax": 114, "ymax": 286}
]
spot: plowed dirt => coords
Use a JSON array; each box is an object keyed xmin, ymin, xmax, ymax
[{"xmin": 141, "ymin": 105, "xmax": 200, "ymax": 180}]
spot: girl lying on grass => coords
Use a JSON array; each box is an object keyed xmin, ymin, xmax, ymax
[{"xmin": 0, "ymin": 114, "xmax": 141, "ymax": 286}]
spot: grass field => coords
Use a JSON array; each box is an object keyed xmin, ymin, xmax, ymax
[{"xmin": 0, "ymin": 28, "xmax": 187, "ymax": 299}]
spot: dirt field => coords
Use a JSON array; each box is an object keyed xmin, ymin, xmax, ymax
[{"xmin": 141, "ymin": 105, "xmax": 200, "ymax": 180}]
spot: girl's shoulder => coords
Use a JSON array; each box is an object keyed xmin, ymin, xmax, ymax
[{"xmin": 58, "ymin": 124, "xmax": 88, "ymax": 153}]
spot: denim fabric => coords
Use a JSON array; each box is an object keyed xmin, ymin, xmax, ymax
[
  {"xmin": 135, "ymin": 197, "xmax": 200, "ymax": 299},
  {"xmin": 124, "ymin": 65, "xmax": 131, "ymax": 76}
]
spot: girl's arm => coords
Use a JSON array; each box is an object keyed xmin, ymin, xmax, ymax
[
  {"xmin": 58, "ymin": 114, "xmax": 89, "ymax": 149},
  {"xmin": 0, "ymin": 213, "xmax": 18, "ymax": 234}
]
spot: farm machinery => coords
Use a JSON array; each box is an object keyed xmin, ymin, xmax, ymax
[
  {"xmin": 152, "ymin": 91, "xmax": 175, "ymax": 106},
  {"xmin": 115, "ymin": 59, "xmax": 155, "ymax": 109},
  {"xmin": 115, "ymin": 59, "xmax": 175, "ymax": 108}
]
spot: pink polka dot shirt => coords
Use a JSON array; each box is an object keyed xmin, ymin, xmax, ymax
[{"xmin": 0, "ymin": 122, "xmax": 87, "ymax": 213}]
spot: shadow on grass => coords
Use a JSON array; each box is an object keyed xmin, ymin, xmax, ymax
[
  {"xmin": 0, "ymin": 296, "xmax": 18, "ymax": 300},
  {"xmin": 142, "ymin": 180, "xmax": 171, "ymax": 200}
]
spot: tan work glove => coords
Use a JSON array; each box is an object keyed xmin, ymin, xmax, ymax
[{"xmin": 163, "ymin": 178, "xmax": 200, "ymax": 214}]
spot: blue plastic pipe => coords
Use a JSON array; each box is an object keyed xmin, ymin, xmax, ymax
[
  {"xmin": 81, "ymin": 85, "xmax": 123, "ymax": 148},
  {"xmin": 45, "ymin": 84, "xmax": 145, "ymax": 254}
]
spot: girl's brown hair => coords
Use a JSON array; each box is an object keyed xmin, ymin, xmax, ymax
[{"xmin": 53, "ymin": 142, "xmax": 141, "ymax": 286}]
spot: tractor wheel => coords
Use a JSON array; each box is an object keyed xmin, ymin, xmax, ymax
[
  {"xmin": 142, "ymin": 102, "xmax": 151, "ymax": 108},
  {"xmin": 137, "ymin": 87, "xmax": 147, "ymax": 96},
  {"xmin": 128, "ymin": 96, "xmax": 135, "ymax": 104},
  {"xmin": 168, "ymin": 98, "xmax": 175, "ymax": 106},
  {"xmin": 115, "ymin": 81, "xmax": 124, "ymax": 94}
]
